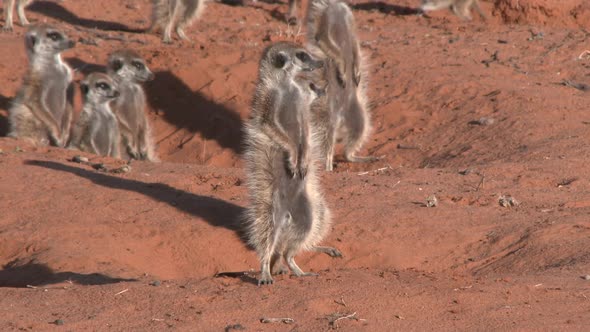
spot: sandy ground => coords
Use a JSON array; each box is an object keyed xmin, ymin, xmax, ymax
[{"xmin": 1, "ymin": 0, "xmax": 590, "ymax": 330}]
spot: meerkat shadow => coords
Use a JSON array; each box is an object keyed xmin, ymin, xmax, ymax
[
  {"xmin": 28, "ymin": 1, "xmax": 145, "ymax": 33},
  {"xmin": 146, "ymin": 71, "xmax": 245, "ymax": 155},
  {"xmin": 351, "ymin": 2, "xmax": 421, "ymax": 15},
  {"xmin": 25, "ymin": 160, "xmax": 248, "ymax": 237},
  {"xmin": 0, "ymin": 260, "xmax": 137, "ymax": 288},
  {"xmin": 0, "ymin": 94, "xmax": 11, "ymax": 136},
  {"xmin": 65, "ymin": 58, "xmax": 107, "ymax": 76}
]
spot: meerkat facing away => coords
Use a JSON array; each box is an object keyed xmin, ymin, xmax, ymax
[
  {"xmin": 3, "ymin": 0, "xmax": 33, "ymax": 31},
  {"xmin": 106, "ymin": 49, "xmax": 158, "ymax": 161},
  {"xmin": 306, "ymin": 0, "xmax": 379, "ymax": 170},
  {"xmin": 69, "ymin": 73, "xmax": 121, "ymax": 157},
  {"xmin": 243, "ymin": 41, "xmax": 342, "ymax": 286},
  {"xmin": 149, "ymin": 0, "xmax": 205, "ymax": 43},
  {"xmin": 420, "ymin": 0, "xmax": 486, "ymax": 20},
  {"xmin": 8, "ymin": 24, "xmax": 75, "ymax": 147}
]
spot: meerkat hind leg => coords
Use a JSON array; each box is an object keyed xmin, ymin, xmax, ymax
[
  {"xmin": 313, "ymin": 246, "xmax": 342, "ymax": 258},
  {"xmin": 270, "ymin": 252, "xmax": 289, "ymax": 275},
  {"xmin": 17, "ymin": 0, "xmax": 31, "ymax": 26},
  {"xmin": 3, "ymin": 0, "xmax": 16, "ymax": 31},
  {"xmin": 285, "ymin": 253, "xmax": 318, "ymax": 277}
]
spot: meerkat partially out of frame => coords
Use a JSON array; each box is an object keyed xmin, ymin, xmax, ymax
[
  {"xmin": 149, "ymin": 0, "xmax": 205, "ymax": 43},
  {"xmin": 306, "ymin": 0, "xmax": 378, "ymax": 171},
  {"xmin": 3, "ymin": 0, "xmax": 34, "ymax": 31},
  {"xmin": 420, "ymin": 0, "xmax": 486, "ymax": 20},
  {"xmin": 8, "ymin": 24, "xmax": 75, "ymax": 147},
  {"xmin": 106, "ymin": 49, "xmax": 158, "ymax": 161},
  {"xmin": 69, "ymin": 73, "xmax": 121, "ymax": 157},
  {"xmin": 243, "ymin": 41, "xmax": 342, "ymax": 286}
]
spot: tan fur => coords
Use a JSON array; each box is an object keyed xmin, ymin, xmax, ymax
[
  {"xmin": 107, "ymin": 49, "xmax": 158, "ymax": 162},
  {"xmin": 69, "ymin": 73, "xmax": 121, "ymax": 158},
  {"xmin": 420, "ymin": 0, "xmax": 486, "ymax": 20},
  {"xmin": 243, "ymin": 41, "xmax": 341, "ymax": 286},
  {"xmin": 150, "ymin": 0, "xmax": 206, "ymax": 43},
  {"xmin": 2, "ymin": 0, "xmax": 34, "ymax": 31},
  {"xmin": 8, "ymin": 24, "xmax": 75, "ymax": 147},
  {"xmin": 305, "ymin": 0, "xmax": 376, "ymax": 170}
]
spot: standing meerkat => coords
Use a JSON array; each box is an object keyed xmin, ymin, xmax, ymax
[
  {"xmin": 420, "ymin": 0, "xmax": 486, "ymax": 20},
  {"xmin": 106, "ymin": 49, "xmax": 158, "ymax": 161},
  {"xmin": 243, "ymin": 41, "xmax": 342, "ymax": 286},
  {"xmin": 8, "ymin": 24, "xmax": 75, "ymax": 147},
  {"xmin": 3, "ymin": 0, "xmax": 33, "ymax": 31},
  {"xmin": 68, "ymin": 73, "xmax": 121, "ymax": 157},
  {"xmin": 306, "ymin": 0, "xmax": 379, "ymax": 171},
  {"xmin": 149, "ymin": 0, "xmax": 206, "ymax": 43}
]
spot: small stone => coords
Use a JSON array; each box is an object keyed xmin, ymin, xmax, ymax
[
  {"xmin": 111, "ymin": 165, "xmax": 131, "ymax": 174},
  {"xmin": 499, "ymin": 195, "xmax": 519, "ymax": 207},
  {"xmin": 54, "ymin": 319, "xmax": 64, "ymax": 326},
  {"xmin": 0, "ymin": 148, "xmax": 4, "ymax": 154},
  {"xmin": 15, "ymin": 146, "xmax": 24, "ymax": 152},
  {"xmin": 150, "ymin": 280, "xmax": 161, "ymax": 286},
  {"xmin": 469, "ymin": 117, "xmax": 495, "ymax": 126},
  {"xmin": 92, "ymin": 163, "xmax": 108, "ymax": 172},
  {"xmin": 72, "ymin": 155, "xmax": 89, "ymax": 163},
  {"xmin": 582, "ymin": 275, "xmax": 590, "ymax": 281},
  {"xmin": 426, "ymin": 195, "xmax": 438, "ymax": 207}
]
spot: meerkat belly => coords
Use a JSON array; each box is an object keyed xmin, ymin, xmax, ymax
[
  {"xmin": 277, "ymin": 90, "xmax": 306, "ymax": 146},
  {"xmin": 44, "ymin": 74, "xmax": 68, "ymax": 122},
  {"xmin": 92, "ymin": 112, "xmax": 116, "ymax": 156}
]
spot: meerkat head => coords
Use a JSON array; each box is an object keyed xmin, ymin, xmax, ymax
[
  {"xmin": 81, "ymin": 73, "xmax": 120, "ymax": 106},
  {"xmin": 260, "ymin": 41, "xmax": 327, "ymax": 98},
  {"xmin": 25, "ymin": 24, "xmax": 75, "ymax": 59},
  {"xmin": 107, "ymin": 49, "xmax": 155, "ymax": 83}
]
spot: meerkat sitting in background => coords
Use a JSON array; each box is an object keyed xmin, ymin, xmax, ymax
[
  {"xmin": 8, "ymin": 24, "xmax": 75, "ymax": 147},
  {"xmin": 149, "ymin": 0, "xmax": 206, "ymax": 43},
  {"xmin": 243, "ymin": 41, "xmax": 342, "ymax": 286},
  {"xmin": 420, "ymin": 0, "xmax": 486, "ymax": 20},
  {"xmin": 106, "ymin": 49, "xmax": 158, "ymax": 161},
  {"xmin": 68, "ymin": 73, "xmax": 121, "ymax": 157},
  {"xmin": 306, "ymin": 0, "xmax": 379, "ymax": 171},
  {"xmin": 3, "ymin": 0, "xmax": 34, "ymax": 31}
]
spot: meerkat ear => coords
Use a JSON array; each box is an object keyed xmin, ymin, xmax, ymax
[
  {"xmin": 80, "ymin": 82, "xmax": 89, "ymax": 95},
  {"xmin": 272, "ymin": 52, "xmax": 288, "ymax": 69},
  {"xmin": 110, "ymin": 59, "xmax": 123, "ymax": 72},
  {"xmin": 25, "ymin": 34, "xmax": 37, "ymax": 51}
]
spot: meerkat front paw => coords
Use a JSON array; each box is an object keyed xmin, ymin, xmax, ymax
[{"xmin": 258, "ymin": 272, "xmax": 274, "ymax": 286}]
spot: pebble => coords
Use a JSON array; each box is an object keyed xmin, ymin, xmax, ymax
[
  {"xmin": 111, "ymin": 165, "xmax": 131, "ymax": 174},
  {"xmin": 72, "ymin": 155, "xmax": 89, "ymax": 163},
  {"xmin": 582, "ymin": 275, "xmax": 590, "ymax": 281},
  {"xmin": 54, "ymin": 319, "xmax": 64, "ymax": 326},
  {"xmin": 150, "ymin": 280, "xmax": 161, "ymax": 287},
  {"xmin": 499, "ymin": 195, "xmax": 519, "ymax": 207},
  {"xmin": 426, "ymin": 195, "xmax": 438, "ymax": 208}
]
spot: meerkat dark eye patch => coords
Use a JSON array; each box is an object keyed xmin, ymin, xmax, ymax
[
  {"xmin": 132, "ymin": 61, "xmax": 144, "ymax": 70},
  {"xmin": 111, "ymin": 59, "xmax": 123, "ymax": 72},
  {"xmin": 47, "ymin": 32, "xmax": 63, "ymax": 41},
  {"xmin": 296, "ymin": 51, "xmax": 311, "ymax": 63},
  {"xmin": 272, "ymin": 52, "xmax": 288, "ymax": 69}
]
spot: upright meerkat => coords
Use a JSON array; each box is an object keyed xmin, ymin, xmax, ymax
[
  {"xmin": 149, "ymin": 0, "xmax": 206, "ymax": 43},
  {"xmin": 69, "ymin": 73, "xmax": 121, "ymax": 157},
  {"xmin": 306, "ymin": 0, "xmax": 378, "ymax": 171},
  {"xmin": 420, "ymin": 0, "xmax": 486, "ymax": 20},
  {"xmin": 106, "ymin": 49, "xmax": 158, "ymax": 161},
  {"xmin": 3, "ymin": 0, "xmax": 33, "ymax": 31},
  {"xmin": 8, "ymin": 24, "xmax": 75, "ymax": 147},
  {"xmin": 243, "ymin": 41, "xmax": 342, "ymax": 286}
]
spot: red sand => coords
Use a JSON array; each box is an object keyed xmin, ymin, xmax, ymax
[{"xmin": 1, "ymin": 0, "xmax": 589, "ymax": 330}]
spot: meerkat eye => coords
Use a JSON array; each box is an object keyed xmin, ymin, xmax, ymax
[
  {"xmin": 96, "ymin": 82, "xmax": 110, "ymax": 91},
  {"xmin": 47, "ymin": 32, "xmax": 63, "ymax": 41},
  {"xmin": 132, "ymin": 61, "xmax": 145, "ymax": 70},
  {"xmin": 296, "ymin": 51, "xmax": 311, "ymax": 63}
]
